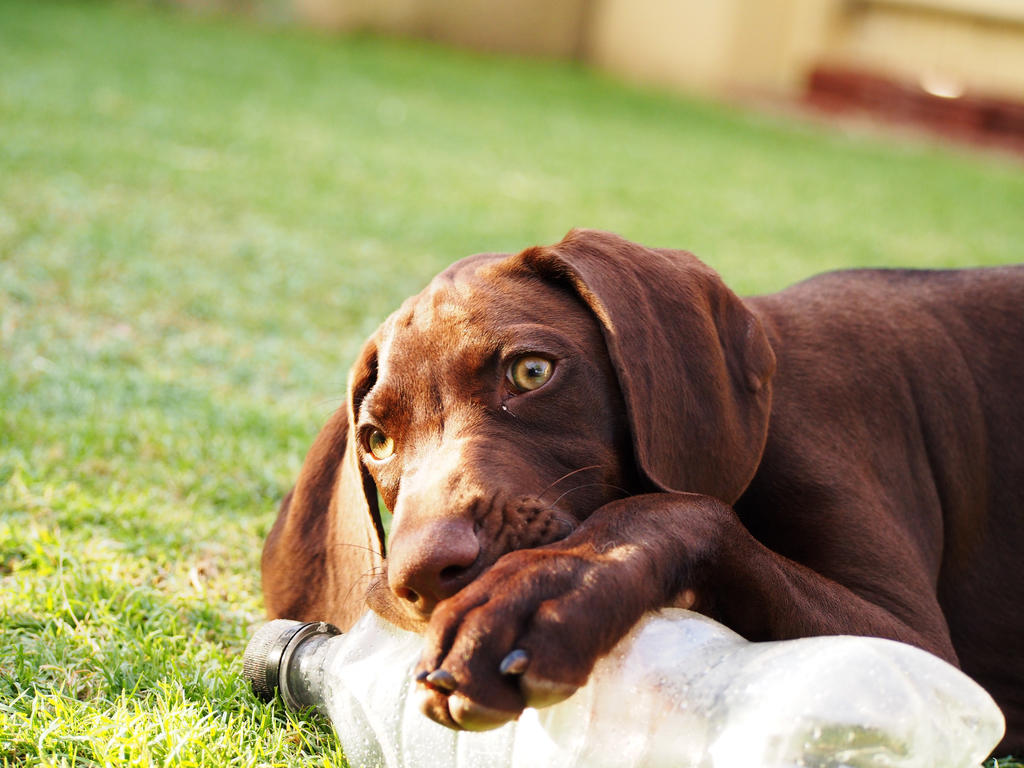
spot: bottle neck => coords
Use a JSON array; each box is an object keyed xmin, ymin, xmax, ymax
[{"xmin": 279, "ymin": 624, "xmax": 341, "ymax": 712}]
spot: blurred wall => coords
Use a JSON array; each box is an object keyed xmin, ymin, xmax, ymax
[
  {"xmin": 585, "ymin": 0, "xmax": 837, "ymax": 96},
  {"xmin": 294, "ymin": 0, "xmax": 590, "ymax": 57},
  {"xmin": 293, "ymin": 0, "xmax": 1024, "ymax": 102},
  {"xmin": 821, "ymin": 0, "xmax": 1024, "ymax": 100}
]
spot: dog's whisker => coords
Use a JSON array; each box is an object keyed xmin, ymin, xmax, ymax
[
  {"xmin": 550, "ymin": 515, "xmax": 576, "ymax": 540},
  {"xmin": 336, "ymin": 566, "xmax": 388, "ymax": 610},
  {"xmin": 537, "ymin": 465, "xmax": 603, "ymax": 500},
  {"xmin": 329, "ymin": 541, "xmax": 386, "ymax": 559},
  {"xmin": 548, "ymin": 482, "xmax": 630, "ymax": 509}
]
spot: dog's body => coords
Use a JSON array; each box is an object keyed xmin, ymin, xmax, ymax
[{"xmin": 263, "ymin": 231, "xmax": 1023, "ymax": 752}]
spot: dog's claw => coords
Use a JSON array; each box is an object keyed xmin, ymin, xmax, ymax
[
  {"xmin": 423, "ymin": 668, "xmax": 459, "ymax": 693},
  {"xmin": 499, "ymin": 649, "xmax": 530, "ymax": 676}
]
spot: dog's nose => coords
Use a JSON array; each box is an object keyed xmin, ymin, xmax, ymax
[{"xmin": 387, "ymin": 518, "xmax": 480, "ymax": 616}]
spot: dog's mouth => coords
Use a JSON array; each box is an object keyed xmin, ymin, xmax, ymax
[{"xmin": 366, "ymin": 576, "xmax": 428, "ymax": 631}]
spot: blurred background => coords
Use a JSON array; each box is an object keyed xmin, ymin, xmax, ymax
[
  {"xmin": 234, "ymin": 0, "xmax": 1024, "ymax": 152},
  {"xmin": 1, "ymin": 0, "xmax": 1022, "ymax": 764}
]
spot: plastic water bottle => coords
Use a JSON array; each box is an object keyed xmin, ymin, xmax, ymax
[{"xmin": 243, "ymin": 608, "xmax": 1004, "ymax": 768}]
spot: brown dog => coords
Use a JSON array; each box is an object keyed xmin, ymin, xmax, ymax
[{"xmin": 262, "ymin": 230, "xmax": 1023, "ymax": 753}]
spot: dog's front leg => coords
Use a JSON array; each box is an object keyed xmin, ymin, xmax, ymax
[{"xmin": 412, "ymin": 491, "xmax": 956, "ymax": 731}]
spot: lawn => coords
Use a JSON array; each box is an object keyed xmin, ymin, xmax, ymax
[{"xmin": 1, "ymin": 0, "xmax": 1022, "ymax": 765}]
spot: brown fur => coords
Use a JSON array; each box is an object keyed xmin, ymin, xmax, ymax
[{"xmin": 263, "ymin": 230, "xmax": 1023, "ymax": 750}]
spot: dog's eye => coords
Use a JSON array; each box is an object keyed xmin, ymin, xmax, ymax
[
  {"xmin": 365, "ymin": 429, "xmax": 395, "ymax": 460},
  {"xmin": 507, "ymin": 355, "xmax": 553, "ymax": 393}
]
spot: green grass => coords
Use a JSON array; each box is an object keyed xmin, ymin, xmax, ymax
[{"xmin": 1, "ymin": 0, "xmax": 1022, "ymax": 764}]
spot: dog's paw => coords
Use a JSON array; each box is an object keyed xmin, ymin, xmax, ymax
[{"xmin": 411, "ymin": 544, "xmax": 652, "ymax": 730}]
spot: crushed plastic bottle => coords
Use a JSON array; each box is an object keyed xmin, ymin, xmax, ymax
[{"xmin": 244, "ymin": 608, "xmax": 1005, "ymax": 768}]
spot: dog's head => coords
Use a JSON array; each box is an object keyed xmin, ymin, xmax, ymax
[{"xmin": 262, "ymin": 230, "xmax": 775, "ymax": 630}]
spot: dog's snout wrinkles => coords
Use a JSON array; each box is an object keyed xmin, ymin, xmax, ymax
[{"xmin": 387, "ymin": 518, "xmax": 480, "ymax": 615}]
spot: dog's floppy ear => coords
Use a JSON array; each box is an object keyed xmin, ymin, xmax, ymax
[
  {"xmin": 261, "ymin": 339, "xmax": 385, "ymax": 630},
  {"xmin": 518, "ymin": 229, "xmax": 775, "ymax": 504}
]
